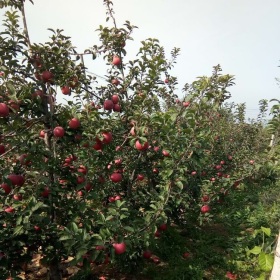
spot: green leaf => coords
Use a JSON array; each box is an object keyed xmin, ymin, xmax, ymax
[
  {"xmin": 59, "ymin": 235, "xmax": 73, "ymax": 241},
  {"xmin": 248, "ymin": 246, "xmax": 262, "ymax": 255},
  {"xmin": 123, "ymin": 226, "xmax": 134, "ymax": 232},
  {"xmin": 258, "ymin": 252, "xmax": 273, "ymax": 272},
  {"xmin": 13, "ymin": 225, "xmax": 24, "ymax": 236},
  {"xmin": 261, "ymin": 227, "xmax": 271, "ymax": 237}
]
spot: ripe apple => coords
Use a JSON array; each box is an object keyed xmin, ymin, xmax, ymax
[
  {"xmin": 110, "ymin": 173, "xmax": 122, "ymax": 183},
  {"xmin": 69, "ymin": 118, "xmax": 80, "ymax": 129},
  {"xmin": 220, "ymin": 160, "xmax": 225, "ymax": 165},
  {"xmin": 0, "ymin": 103, "xmax": 9, "ymax": 117},
  {"xmin": 201, "ymin": 205, "xmax": 210, "ymax": 214},
  {"xmin": 228, "ymin": 155, "xmax": 233, "ymax": 160},
  {"xmin": 183, "ymin": 252, "xmax": 190, "ymax": 259},
  {"xmin": 202, "ymin": 195, "xmax": 209, "ymax": 202},
  {"xmin": 104, "ymin": 99, "xmax": 114, "ymax": 110},
  {"xmin": 108, "ymin": 196, "xmax": 115, "ymax": 203},
  {"xmin": 158, "ymin": 224, "xmax": 167, "ymax": 231},
  {"xmin": 112, "ymin": 55, "xmax": 121, "ymax": 66},
  {"xmin": 4, "ymin": 207, "xmax": 15, "ymax": 213},
  {"xmin": 153, "ymin": 168, "xmax": 159, "ymax": 174},
  {"xmin": 0, "ymin": 144, "xmax": 5, "ymax": 155},
  {"xmin": 162, "ymin": 150, "xmax": 170, "ymax": 157},
  {"xmin": 143, "ymin": 250, "xmax": 152, "ymax": 259},
  {"xmin": 191, "ymin": 171, "xmax": 197, "ymax": 176},
  {"xmin": 249, "ymin": 160, "xmax": 254, "ymax": 165},
  {"xmin": 39, "ymin": 130, "xmax": 45, "ymax": 138},
  {"xmin": 135, "ymin": 140, "xmax": 149, "ymax": 151},
  {"xmin": 1, "ymin": 183, "xmax": 11, "ymax": 194},
  {"xmin": 77, "ymin": 176, "xmax": 85, "ymax": 184},
  {"xmin": 130, "ymin": 127, "xmax": 136, "ymax": 136},
  {"xmin": 61, "ymin": 86, "xmax": 71, "ymax": 95},
  {"xmin": 114, "ymin": 195, "xmax": 121, "ymax": 201},
  {"xmin": 41, "ymin": 187, "xmax": 50, "ymax": 198},
  {"xmin": 113, "ymin": 103, "xmax": 121, "ymax": 112},
  {"xmin": 41, "ymin": 70, "xmax": 54, "ymax": 83},
  {"xmin": 215, "ymin": 165, "xmax": 222, "ymax": 170},
  {"xmin": 19, "ymin": 154, "xmax": 31, "ymax": 166},
  {"xmin": 13, "ymin": 194, "xmax": 22, "ymax": 201},
  {"xmin": 102, "ymin": 132, "xmax": 113, "ymax": 144},
  {"xmin": 114, "ymin": 159, "xmax": 122, "ymax": 165},
  {"xmin": 85, "ymin": 183, "xmax": 92, "ymax": 192},
  {"xmin": 153, "ymin": 146, "xmax": 160, "ymax": 152},
  {"xmin": 164, "ymin": 78, "xmax": 169, "ymax": 84},
  {"xmin": 77, "ymin": 165, "xmax": 87, "ymax": 174},
  {"xmin": 111, "ymin": 94, "xmax": 119, "ymax": 104},
  {"xmin": 53, "ymin": 126, "xmax": 65, "ymax": 137},
  {"xmin": 34, "ymin": 225, "xmax": 41, "ymax": 231},
  {"xmin": 93, "ymin": 138, "xmax": 103, "ymax": 150},
  {"xmin": 112, "ymin": 78, "xmax": 120, "ymax": 85},
  {"xmin": 183, "ymin": 101, "xmax": 190, "ymax": 107},
  {"xmin": 7, "ymin": 174, "xmax": 25, "ymax": 186},
  {"xmin": 113, "ymin": 242, "xmax": 126, "ymax": 254},
  {"xmin": 154, "ymin": 230, "xmax": 161, "ymax": 237},
  {"xmin": 152, "ymin": 257, "xmax": 161, "ymax": 264},
  {"xmin": 137, "ymin": 174, "xmax": 144, "ymax": 181}
]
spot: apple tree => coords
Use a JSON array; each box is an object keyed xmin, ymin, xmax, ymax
[{"xmin": 0, "ymin": 0, "xmax": 272, "ymax": 279}]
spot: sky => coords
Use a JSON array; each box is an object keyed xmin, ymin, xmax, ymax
[{"xmin": 1, "ymin": 0, "xmax": 280, "ymax": 119}]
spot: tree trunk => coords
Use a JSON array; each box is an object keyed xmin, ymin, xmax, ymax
[
  {"xmin": 270, "ymin": 230, "xmax": 280, "ymax": 280},
  {"xmin": 48, "ymin": 261, "xmax": 61, "ymax": 280}
]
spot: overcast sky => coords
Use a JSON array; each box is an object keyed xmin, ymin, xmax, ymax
[{"xmin": 1, "ymin": 0, "xmax": 280, "ymax": 119}]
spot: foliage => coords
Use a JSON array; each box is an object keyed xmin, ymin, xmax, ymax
[{"xmin": 0, "ymin": 0, "xmax": 279, "ymax": 279}]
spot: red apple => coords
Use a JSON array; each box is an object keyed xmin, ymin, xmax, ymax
[
  {"xmin": 0, "ymin": 103, "xmax": 9, "ymax": 117},
  {"xmin": 137, "ymin": 174, "xmax": 144, "ymax": 181},
  {"xmin": 191, "ymin": 171, "xmax": 197, "ymax": 176},
  {"xmin": 158, "ymin": 224, "xmax": 167, "ymax": 231},
  {"xmin": 77, "ymin": 165, "xmax": 87, "ymax": 175},
  {"xmin": 41, "ymin": 187, "xmax": 50, "ymax": 198},
  {"xmin": 93, "ymin": 138, "xmax": 103, "ymax": 150},
  {"xmin": 164, "ymin": 78, "xmax": 169, "ymax": 84},
  {"xmin": 201, "ymin": 205, "xmax": 210, "ymax": 214},
  {"xmin": 153, "ymin": 146, "xmax": 160, "ymax": 152},
  {"xmin": 104, "ymin": 99, "xmax": 114, "ymax": 110},
  {"xmin": 113, "ymin": 103, "xmax": 121, "ymax": 112},
  {"xmin": 135, "ymin": 140, "xmax": 149, "ymax": 151},
  {"xmin": 114, "ymin": 195, "xmax": 121, "ymax": 201},
  {"xmin": 77, "ymin": 176, "xmax": 85, "ymax": 184},
  {"xmin": 0, "ymin": 144, "xmax": 5, "ymax": 155},
  {"xmin": 143, "ymin": 250, "xmax": 152, "ymax": 259},
  {"xmin": 110, "ymin": 173, "xmax": 122, "ymax": 183},
  {"xmin": 108, "ymin": 196, "xmax": 115, "ymax": 203},
  {"xmin": 34, "ymin": 225, "xmax": 41, "ymax": 231},
  {"xmin": 102, "ymin": 132, "xmax": 112, "ymax": 144},
  {"xmin": 249, "ymin": 160, "xmax": 254, "ymax": 165},
  {"xmin": 69, "ymin": 118, "xmax": 80, "ymax": 129},
  {"xmin": 18, "ymin": 154, "xmax": 31, "ymax": 166},
  {"xmin": 7, "ymin": 174, "xmax": 25, "ymax": 186},
  {"xmin": 41, "ymin": 70, "xmax": 54, "ymax": 83},
  {"xmin": 114, "ymin": 159, "xmax": 122, "ymax": 165},
  {"xmin": 111, "ymin": 94, "xmax": 119, "ymax": 104},
  {"xmin": 154, "ymin": 230, "xmax": 161, "ymax": 237},
  {"xmin": 153, "ymin": 168, "xmax": 159, "ymax": 174},
  {"xmin": 228, "ymin": 155, "xmax": 233, "ymax": 160},
  {"xmin": 39, "ymin": 130, "xmax": 45, "ymax": 138},
  {"xmin": 4, "ymin": 207, "xmax": 15, "ymax": 213},
  {"xmin": 112, "ymin": 78, "xmax": 120, "ymax": 86},
  {"xmin": 152, "ymin": 257, "xmax": 161, "ymax": 264},
  {"xmin": 61, "ymin": 86, "xmax": 71, "ymax": 95},
  {"xmin": 53, "ymin": 126, "xmax": 65, "ymax": 137},
  {"xmin": 85, "ymin": 183, "xmax": 92, "ymax": 192},
  {"xmin": 183, "ymin": 101, "xmax": 190, "ymax": 107},
  {"xmin": 202, "ymin": 195, "xmax": 209, "ymax": 202},
  {"xmin": 183, "ymin": 252, "xmax": 190, "ymax": 259},
  {"xmin": 13, "ymin": 194, "xmax": 22, "ymax": 201},
  {"xmin": 1, "ymin": 183, "xmax": 11, "ymax": 194},
  {"xmin": 162, "ymin": 150, "xmax": 170, "ymax": 157},
  {"xmin": 113, "ymin": 242, "xmax": 126, "ymax": 254},
  {"xmin": 112, "ymin": 55, "xmax": 121, "ymax": 66}
]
